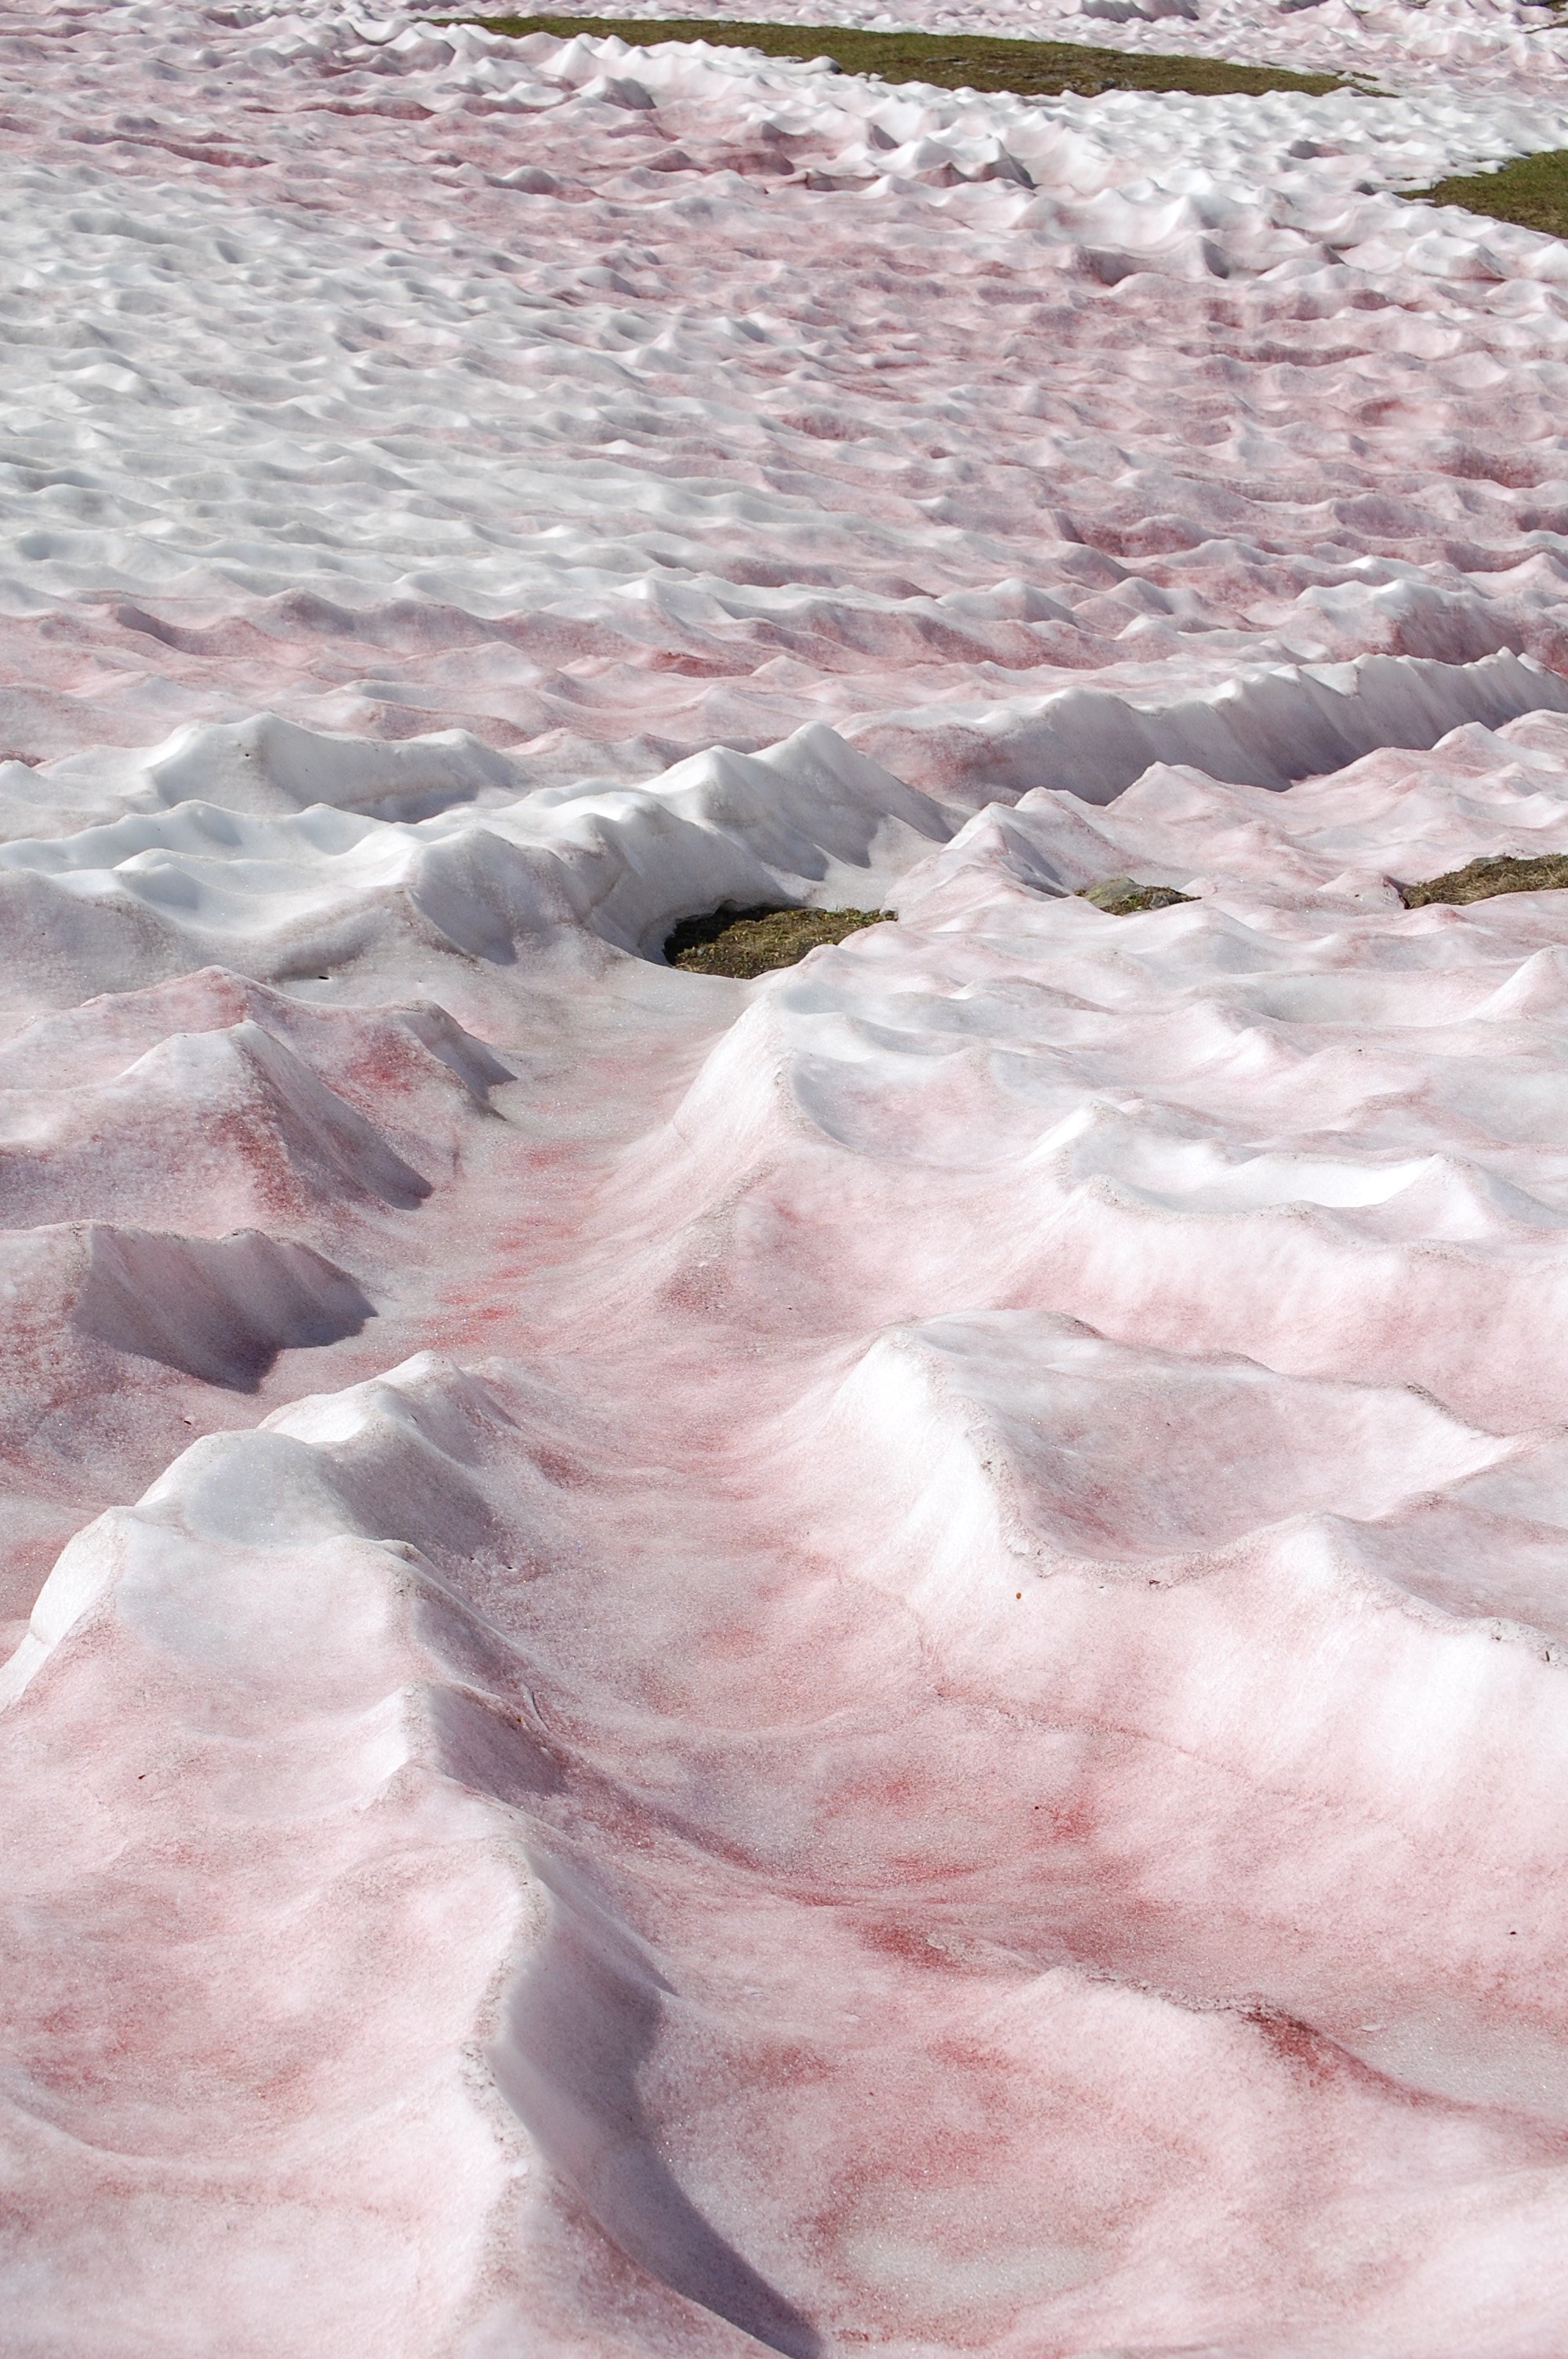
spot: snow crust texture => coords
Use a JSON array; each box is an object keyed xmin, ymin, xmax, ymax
[{"xmin": 7, "ymin": 2, "xmax": 1568, "ymax": 2354}]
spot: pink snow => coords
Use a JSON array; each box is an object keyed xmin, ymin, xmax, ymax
[{"xmin": 1, "ymin": 2, "xmax": 1568, "ymax": 2354}]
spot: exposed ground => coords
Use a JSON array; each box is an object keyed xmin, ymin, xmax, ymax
[
  {"xmin": 665, "ymin": 903, "xmax": 891, "ymax": 974},
  {"xmin": 1399, "ymin": 849, "xmax": 1568, "ymax": 905},
  {"xmin": 460, "ymin": 15, "xmax": 1348, "ymax": 96},
  {"xmin": 1417, "ymin": 145, "xmax": 1568, "ymax": 235},
  {"xmin": 1077, "ymin": 876, "xmax": 1196, "ymax": 914}
]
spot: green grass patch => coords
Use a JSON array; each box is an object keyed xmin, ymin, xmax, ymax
[
  {"xmin": 1411, "ymin": 149, "xmax": 1568, "ymax": 239},
  {"xmin": 665, "ymin": 902, "xmax": 891, "ymax": 976},
  {"xmin": 450, "ymin": 15, "xmax": 1347, "ymax": 100},
  {"xmin": 1399, "ymin": 852, "xmax": 1568, "ymax": 908}
]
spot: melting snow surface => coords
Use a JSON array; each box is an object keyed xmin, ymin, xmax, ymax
[{"xmin": 5, "ymin": 0, "xmax": 1568, "ymax": 2351}]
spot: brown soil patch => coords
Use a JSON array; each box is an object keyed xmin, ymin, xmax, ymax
[
  {"xmin": 665, "ymin": 903, "xmax": 891, "ymax": 976},
  {"xmin": 1399, "ymin": 853, "xmax": 1568, "ymax": 908}
]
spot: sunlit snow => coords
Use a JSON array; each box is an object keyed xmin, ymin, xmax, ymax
[{"xmin": 2, "ymin": 0, "xmax": 1568, "ymax": 2350}]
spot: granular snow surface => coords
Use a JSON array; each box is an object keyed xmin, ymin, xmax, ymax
[{"xmin": 7, "ymin": 0, "xmax": 1568, "ymax": 2351}]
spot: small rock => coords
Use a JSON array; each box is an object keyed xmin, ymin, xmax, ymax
[{"xmin": 1078, "ymin": 876, "xmax": 1196, "ymax": 916}]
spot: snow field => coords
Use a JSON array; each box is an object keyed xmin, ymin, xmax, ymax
[{"xmin": 5, "ymin": 2, "xmax": 1568, "ymax": 2353}]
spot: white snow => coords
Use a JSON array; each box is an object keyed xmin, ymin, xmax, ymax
[{"xmin": 4, "ymin": 0, "xmax": 1568, "ymax": 2352}]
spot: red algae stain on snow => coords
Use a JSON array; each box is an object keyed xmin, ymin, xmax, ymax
[{"xmin": 5, "ymin": 0, "xmax": 1568, "ymax": 2352}]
